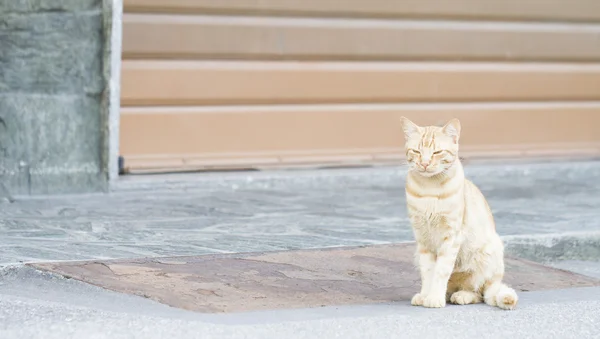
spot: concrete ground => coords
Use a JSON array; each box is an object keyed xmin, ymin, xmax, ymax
[
  {"xmin": 1, "ymin": 266, "xmax": 599, "ymax": 339},
  {"xmin": 1, "ymin": 160, "xmax": 600, "ymax": 338}
]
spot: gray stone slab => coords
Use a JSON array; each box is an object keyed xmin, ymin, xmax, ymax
[
  {"xmin": 0, "ymin": 0, "xmax": 111, "ymax": 195},
  {"xmin": 0, "ymin": 0, "xmax": 101, "ymax": 13},
  {"xmin": 31, "ymin": 243, "xmax": 600, "ymax": 313},
  {"xmin": 0, "ymin": 5, "xmax": 103, "ymax": 94},
  {"xmin": 0, "ymin": 94, "xmax": 105, "ymax": 195}
]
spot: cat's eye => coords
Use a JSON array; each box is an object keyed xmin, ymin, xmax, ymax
[
  {"xmin": 433, "ymin": 150, "xmax": 444, "ymax": 155},
  {"xmin": 408, "ymin": 149, "xmax": 420, "ymax": 154}
]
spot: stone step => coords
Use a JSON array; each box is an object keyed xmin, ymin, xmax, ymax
[{"xmin": 30, "ymin": 243, "xmax": 600, "ymax": 313}]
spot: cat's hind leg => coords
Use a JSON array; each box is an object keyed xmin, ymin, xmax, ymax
[
  {"xmin": 450, "ymin": 290, "xmax": 482, "ymax": 305},
  {"xmin": 447, "ymin": 272, "xmax": 483, "ymax": 305},
  {"xmin": 445, "ymin": 272, "xmax": 460, "ymax": 302}
]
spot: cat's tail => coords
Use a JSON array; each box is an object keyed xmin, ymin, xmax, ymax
[{"xmin": 483, "ymin": 280, "xmax": 518, "ymax": 310}]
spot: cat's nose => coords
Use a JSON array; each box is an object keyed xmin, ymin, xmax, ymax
[{"xmin": 421, "ymin": 162, "xmax": 430, "ymax": 169}]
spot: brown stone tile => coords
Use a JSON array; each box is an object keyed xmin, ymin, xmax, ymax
[{"xmin": 29, "ymin": 243, "xmax": 600, "ymax": 313}]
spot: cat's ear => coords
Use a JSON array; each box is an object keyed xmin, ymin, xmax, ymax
[
  {"xmin": 442, "ymin": 118, "xmax": 461, "ymax": 144},
  {"xmin": 399, "ymin": 116, "xmax": 422, "ymax": 141}
]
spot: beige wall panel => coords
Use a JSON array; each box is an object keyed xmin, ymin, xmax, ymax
[
  {"xmin": 122, "ymin": 14, "xmax": 600, "ymax": 61},
  {"xmin": 123, "ymin": 0, "xmax": 600, "ymax": 22},
  {"xmin": 121, "ymin": 61, "xmax": 600, "ymax": 106},
  {"xmin": 120, "ymin": 104, "xmax": 600, "ymax": 171},
  {"xmin": 119, "ymin": 0, "xmax": 600, "ymax": 172}
]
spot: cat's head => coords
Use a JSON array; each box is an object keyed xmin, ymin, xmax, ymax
[{"xmin": 399, "ymin": 117, "xmax": 461, "ymax": 177}]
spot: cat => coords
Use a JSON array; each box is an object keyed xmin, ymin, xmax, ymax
[{"xmin": 400, "ymin": 116, "xmax": 518, "ymax": 310}]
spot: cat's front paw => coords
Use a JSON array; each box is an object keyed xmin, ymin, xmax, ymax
[
  {"xmin": 422, "ymin": 294, "xmax": 446, "ymax": 308},
  {"xmin": 411, "ymin": 293, "xmax": 425, "ymax": 306}
]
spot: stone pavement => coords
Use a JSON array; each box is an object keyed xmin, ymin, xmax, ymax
[
  {"xmin": 552, "ymin": 260, "xmax": 600, "ymax": 279},
  {"xmin": 1, "ymin": 160, "xmax": 600, "ymax": 265}
]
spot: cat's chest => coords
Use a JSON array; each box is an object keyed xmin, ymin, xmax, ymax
[
  {"xmin": 411, "ymin": 211, "xmax": 445, "ymax": 229},
  {"xmin": 409, "ymin": 208, "xmax": 449, "ymax": 230},
  {"xmin": 407, "ymin": 201, "xmax": 459, "ymax": 243},
  {"xmin": 407, "ymin": 194, "xmax": 457, "ymax": 216},
  {"xmin": 409, "ymin": 212, "xmax": 453, "ymax": 250}
]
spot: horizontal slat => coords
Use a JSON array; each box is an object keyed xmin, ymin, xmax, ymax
[
  {"xmin": 120, "ymin": 103, "xmax": 600, "ymax": 171},
  {"xmin": 121, "ymin": 61, "xmax": 600, "ymax": 106},
  {"xmin": 123, "ymin": 0, "xmax": 600, "ymax": 22},
  {"xmin": 122, "ymin": 14, "xmax": 600, "ymax": 61}
]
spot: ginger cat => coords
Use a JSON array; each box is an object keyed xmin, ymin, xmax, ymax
[{"xmin": 400, "ymin": 117, "xmax": 518, "ymax": 310}]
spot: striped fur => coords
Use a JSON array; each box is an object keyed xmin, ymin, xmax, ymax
[{"xmin": 400, "ymin": 117, "xmax": 518, "ymax": 310}]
